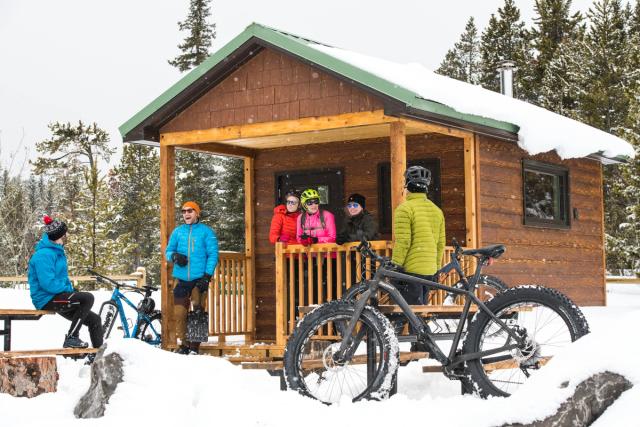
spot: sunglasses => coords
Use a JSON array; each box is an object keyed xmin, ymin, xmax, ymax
[
  {"xmin": 181, "ymin": 208, "xmax": 195, "ymax": 214},
  {"xmin": 305, "ymin": 199, "xmax": 320, "ymax": 206},
  {"xmin": 286, "ymin": 199, "xmax": 299, "ymax": 205},
  {"xmin": 346, "ymin": 202, "xmax": 360, "ymax": 209}
]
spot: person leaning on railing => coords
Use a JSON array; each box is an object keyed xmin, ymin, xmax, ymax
[
  {"xmin": 269, "ymin": 189, "xmax": 301, "ymax": 245},
  {"xmin": 296, "ymin": 188, "xmax": 337, "ymax": 304},
  {"xmin": 336, "ymin": 193, "xmax": 379, "ymax": 285},
  {"xmin": 165, "ymin": 201, "xmax": 219, "ymax": 355}
]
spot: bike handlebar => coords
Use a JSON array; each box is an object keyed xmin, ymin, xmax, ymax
[{"xmin": 87, "ymin": 269, "xmax": 158, "ymax": 293}]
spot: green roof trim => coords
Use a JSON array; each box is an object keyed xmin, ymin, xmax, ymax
[{"xmin": 119, "ymin": 23, "xmax": 519, "ymax": 139}]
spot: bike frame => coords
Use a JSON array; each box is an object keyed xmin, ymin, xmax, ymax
[{"xmin": 335, "ymin": 247, "xmax": 524, "ymax": 371}]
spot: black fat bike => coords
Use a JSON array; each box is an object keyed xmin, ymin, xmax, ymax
[{"xmin": 283, "ymin": 238, "xmax": 589, "ymax": 404}]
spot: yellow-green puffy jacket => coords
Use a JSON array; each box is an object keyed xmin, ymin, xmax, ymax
[{"xmin": 391, "ymin": 192, "xmax": 446, "ymax": 275}]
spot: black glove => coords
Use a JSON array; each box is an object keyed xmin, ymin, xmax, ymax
[
  {"xmin": 336, "ymin": 235, "xmax": 347, "ymax": 245},
  {"xmin": 300, "ymin": 233, "xmax": 310, "ymax": 240},
  {"xmin": 196, "ymin": 274, "xmax": 211, "ymax": 292},
  {"xmin": 171, "ymin": 253, "xmax": 188, "ymax": 267},
  {"xmin": 386, "ymin": 262, "xmax": 404, "ymax": 273}
]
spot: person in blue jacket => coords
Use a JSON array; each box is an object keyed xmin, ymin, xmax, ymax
[
  {"xmin": 166, "ymin": 201, "xmax": 219, "ymax": 354},
  {"xmin": 28, "ymin": 215, "xmax": 103, "ymax": 349}
]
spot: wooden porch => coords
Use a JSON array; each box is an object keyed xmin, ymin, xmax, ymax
[{"xmin": 159, "ymin": 109, "xmax": 482, "ymax": 355}]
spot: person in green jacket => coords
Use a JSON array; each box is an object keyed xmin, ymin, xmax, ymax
[{"xmin": 391, "ymin": 165, "xmax": 445, "ymax": 305}]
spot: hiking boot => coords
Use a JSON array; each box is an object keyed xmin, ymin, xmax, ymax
[
  {"xmin": 84, "ymin": 353, "xmax": 96, "ymax": 365},
  {"xmin": 63, "ymin": 334, "xmax": 89, "ymax": 349},
  {"xmin": 174, "ymin": 345, "xmax": 191, "ymax": 355}
]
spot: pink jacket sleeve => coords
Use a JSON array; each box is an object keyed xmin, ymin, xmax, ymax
[
  {"xmin": 317, "ymin": 211, "xmax": 336, "ymax": 243},
  {"xmin": 296, "ymin": 214, "xmax": 304, "ymax": 243}
]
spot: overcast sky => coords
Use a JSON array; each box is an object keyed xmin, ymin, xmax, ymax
[{"xmin": 0, "ymin": 0, "xmax": 595, "ymax": 173}]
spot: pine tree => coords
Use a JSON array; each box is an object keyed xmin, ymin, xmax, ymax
[
  {"xmin": 529, "ymin": 0, "xmax": 584, "ymax": 103},
  {"xmin": 436, "ymin": 17, "xmax": 481, "ymax": 84},
  {"xmin": 32, "ymin": 121, "xmax": 114, "ymax": 269},
  {"xmin": 168, "ymin": 0, "xmax": 216, "ymax": 72},
  {"xmin": 479, "ymin": 0, "xmax": 535, "ymax": 99},
  {"xmin": 111, "ymin": 144, "xmax": 161, "ymax": 283}
]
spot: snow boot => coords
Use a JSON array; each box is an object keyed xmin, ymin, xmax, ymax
[{"xmin": 63, "ymin": 334, "xmax": 89, "ymax": 349}]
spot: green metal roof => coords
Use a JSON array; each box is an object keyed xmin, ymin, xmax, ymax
[{"xmin": 119, "ymin": 22, "xmax": 519, "ymax": 140}]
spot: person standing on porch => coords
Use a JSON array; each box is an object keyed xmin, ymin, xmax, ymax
[
  {"xmin": 28, "ymin": 215, "xmax": 104, "ymax": 350},
  {"xmin": 391, "ymin": 166, "xmax": 445, "ymax": 306},
  {"xmin": 269, "ymin": 189, "xmax": 301, "ymax": 245},
  {"xmin": 297, "ymin": 188, "xmax": 337, "ymax": 304},
  {"xmin": 166, "ymin": 201, "xmax": 219, "ymax": 355}
]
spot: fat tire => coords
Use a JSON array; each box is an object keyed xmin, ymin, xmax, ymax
[
  {"xmin": 136, "ymin": 311, "xmax": 162, "ymax": 346},
  {"xmin": 463, "ymin": 285, "xmax": 589, "ymax": 397},
  {"xmin": 284, "ymin": 300, "xmax": 399, "ymax": 403},
  {"xmin": 476, "ymin": 274, "xmax": 508, "ymax": 299},
  {"xmin": 98, "ymin": 300, "xmax": 119, "ymax": 340}
]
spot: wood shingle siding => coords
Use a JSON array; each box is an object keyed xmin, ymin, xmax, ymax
[{"xmin": 160, "ymin": 48, "xmax": 384, "ymax": 134}]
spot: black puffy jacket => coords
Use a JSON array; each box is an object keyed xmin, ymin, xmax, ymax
[{"xmin": 336, "ymin": 210, "xmax": 379, "ymax": 245}]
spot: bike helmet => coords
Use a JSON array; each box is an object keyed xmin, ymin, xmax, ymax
[
  {"xmin": 300, "ymin": 188, "xmax": 321, "ymax": 207},
  {"xmin": 137, "ymin": 297, "xmax": 156, "ymax": 314},
  {"xmin": 404, "ymin": 166, "xmax": 431, "ymax": 192}
]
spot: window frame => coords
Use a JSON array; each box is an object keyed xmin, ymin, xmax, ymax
[{"xmin": 521, "ymin": 159, "xmax": 570, "ymax": 229}]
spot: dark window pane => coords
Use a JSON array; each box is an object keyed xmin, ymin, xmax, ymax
[{"xmin": 522, "ymin": 160, "xmax": 569, "ymax": 227}]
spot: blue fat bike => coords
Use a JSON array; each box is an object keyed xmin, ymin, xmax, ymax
[{"xmin": 89, "ymin": 269, "xmax": 162, "ymax": 346}]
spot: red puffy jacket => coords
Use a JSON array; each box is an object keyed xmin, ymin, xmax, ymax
[{"xmin": 269, "ymin": 205, "xmax": 300, "ymax": 244}]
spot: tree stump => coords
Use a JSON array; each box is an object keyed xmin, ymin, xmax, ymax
[{"xmin": 0, "ymin": 356, "xmax": 58, "ymax": 397}]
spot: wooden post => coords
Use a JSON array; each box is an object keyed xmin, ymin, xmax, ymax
[
  {"xmin": 463, "ymin": 134, "xmax": 478, "ymax": 248},
  {"xmin": 275, "ymin": 242, "xmax": 286, "ymax": 347},
  {"xmin": 390, "ymin": 121, "xmax": 407, "ymax": 238},
  {"xmin": 473, "ymin": 134, "xmax": 482, "ymax": 248},
  {"xmin": 159, "ymin": 143, "xmax": 176, "ymax": 349},
  {"xmin": 243, "ymin": 157, "xmax": 256, "ymax": 341}
]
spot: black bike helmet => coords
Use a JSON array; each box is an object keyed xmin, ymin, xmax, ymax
[
  {"xmin": 404, "ymin": 166, "xmax": 431, "ymax": 192},
  {"xmin": 137, "ymin": 297, "xmax": 156, "ymax": 314}
]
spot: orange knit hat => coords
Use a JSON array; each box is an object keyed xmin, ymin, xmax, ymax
[{"xmin": 182, "ymin": 201, "xmax": 201, "ymax": 216}]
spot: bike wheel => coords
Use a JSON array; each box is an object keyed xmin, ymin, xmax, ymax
[
  {"xmin": 136, "ymin": 311, "xmax": 162, "ymax": 346},
  {"xmin": 284, "ymin": 301, "xmax": 398, "ymax": 404},
  {"xmin": 98, "ymin": 301, "xmax": 119, "ymax": 340},
  {"xmin": 463, "ymin": 285, "xmax": 590, "ymax": 397}
]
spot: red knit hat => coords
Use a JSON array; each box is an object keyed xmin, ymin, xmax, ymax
[{"xmin": 43, "ymin": 215, "xmax": 67, "ymax": 241}]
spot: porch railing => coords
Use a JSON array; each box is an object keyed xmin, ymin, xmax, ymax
[
  {"xmin": 274, "ymin": 241, "xmax": 476, "ymax": 346},
  {"xmin": 209, "ymin": 251, "xmax": 253, "ymax": 339}
]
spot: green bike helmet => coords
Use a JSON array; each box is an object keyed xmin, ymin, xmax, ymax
[{"xmin": 300, "ymin": 188, "xmax": 321, "ymax": 209}]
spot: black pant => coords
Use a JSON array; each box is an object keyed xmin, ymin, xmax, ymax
[
  {"xmin": 43, "ymin": 292, "xmax": 104, "ymax": 348},
  {"xmin": 393, "ymin": 274, "xmax": 434, "ymax": 335}
]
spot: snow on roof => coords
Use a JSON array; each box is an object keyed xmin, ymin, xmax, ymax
[{"xmin": 310, "ymin": 43, "xmax": 635, "ymax": 160}]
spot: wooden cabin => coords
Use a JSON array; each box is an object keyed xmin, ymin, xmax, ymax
[{"xmin": 119, "ymin": 23, "xmax": 628, "ymax": 356}]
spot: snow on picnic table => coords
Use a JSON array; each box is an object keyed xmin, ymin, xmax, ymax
[{"xmin": 0, "ymin": 284, "xmax": 638, "ymax": 427}]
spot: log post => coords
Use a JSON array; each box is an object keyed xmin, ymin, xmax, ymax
[
  {"xmin": 159, "ymin": 141, "xmax": 176, "ymax": 349},
  {"xmin": 390, "ymin": 121, "xmax": 407, "ymax": 238},
  {"xmin": 244, "ymin": 157, "xmax": 256, "ymax": 341},
  {"xmin": 0, "ymin": 356, "xmax": 58, "ymax": 397}
]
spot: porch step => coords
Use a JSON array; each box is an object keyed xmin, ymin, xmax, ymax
[{"xmin": 241, "ymin": 351, "xmax": 428, "ymax": 371}]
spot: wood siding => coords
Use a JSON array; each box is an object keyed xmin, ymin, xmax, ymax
[
  {"xmin": 160, "ymin": 48, "xmax": 384, "ymax": 134},
  {"xmin": 254, "ymin": 134, "xmax": 466, "ymax": 340},
  {"xmin": 477, "ymin": 136, "xmax": 606, "ymax": 306}
]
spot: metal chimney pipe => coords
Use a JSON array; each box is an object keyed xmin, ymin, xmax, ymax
[{"xmin": 497, "ymin": 60, "xmax": 516, "ymax": 97}]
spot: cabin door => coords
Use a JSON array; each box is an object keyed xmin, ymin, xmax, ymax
[{"xmin": 275, "ymin": 168, "xmax": 345, "ymax": 219}]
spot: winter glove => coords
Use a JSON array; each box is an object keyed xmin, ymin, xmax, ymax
[
  {"xmin": 279, "ymin": 235, "xmax": 290, "ymax": 243},
  {"xmin": 336, "ymin": 235, "xmax": 348, "ymax": 245},
  {"xmin": 300, "ymin": 236, "xmax": 318, "ymax": 246},
  {"xmin": 171, "ymin": 253, "xmax": 188, "ymax": 267},
  {"xmin": 196, "ymin": 274, "xmax": 211, "ymax": 293}
]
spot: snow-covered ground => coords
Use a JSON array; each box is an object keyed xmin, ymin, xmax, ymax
[{"xmin": 1, "ymin": 284, "xmax": 638, "ymax": 427}]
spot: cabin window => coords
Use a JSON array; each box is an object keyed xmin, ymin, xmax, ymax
[
  {"xmin": 378, "ymin": 159, "xmax": 441, "ymax": 234},
  {"xmin": 522, "ymin": 160, "xmax": 570, "ymax": 228}
]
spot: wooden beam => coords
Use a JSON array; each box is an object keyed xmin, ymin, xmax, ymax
[
  {"xmin": 160, "ymin": 110, "xmax": 396, "ymax": 146},
  {"xmin": 160, "ymin": 145, "xmax": 176, "ymax": 349},
  {"xmin": 169, "ymin": 141, "xmax": 256, "ymax": 158},
  {"xmin": 399, "ymin": 117, "xmax": 473, "ymax": 139},
  {"xmin": 474, "ymin": 134, "xmax": 482, "ymax": 248},
  {"xmin": 390, "ymin": 121, "xmax": 407, "ymax": 237},
  {"xmin": 243, "ymin": 157, "xmax": 256, "ymax": 340},
  {"xmin": 599, "ymin": 163, "xmax": 607, "ymax": 306},
  {"xmin": 275, "ymin": 242, "xmax": 286, "ymax": 347},
  {"xmin": 463, "ymin": 134, "xmax": 478, "ymax": 248}
]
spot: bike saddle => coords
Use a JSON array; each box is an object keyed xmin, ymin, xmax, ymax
[{"xmin": 461, "ymin": 244, "xmax": 506, "ymax": 259}]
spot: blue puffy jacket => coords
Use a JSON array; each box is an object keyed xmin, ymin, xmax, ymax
[
  {"xmin": 165, "ymin": 222, "xmax": 219, "ymax": 281},
  {"xmin": 28, "ymin": 234, "xmax": 74, "ymax": 309}
]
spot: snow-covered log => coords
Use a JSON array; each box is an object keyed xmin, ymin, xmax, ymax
[
  {"xmin": 0, "ymin": 356, "xmax": 58, "ymax": 397},
  {"xmin": 74, "ymin": 346, "xmax": 124, "ymax": 419},
  {"xmin": 505, "ymin": 371, "xmax": 632, "ymax": 427}
]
